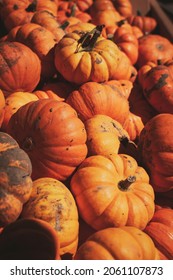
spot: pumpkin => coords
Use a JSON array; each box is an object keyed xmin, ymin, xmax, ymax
[
  {"xmin": 0, "ymin": 41, "xmax": 41, "ymax": 96},
  {"xmin": 123, "ymin": 111, "xmax": 144, "ymax": 142},
  {"xmin": 21, "ymin": 177, "xmax": 79, "ymax": 257},
  {"xmin": 0, "ymin": 132, "xmax": 33, "ymax": 227},
  {"xmin": 66, "ymin": 81, "xmax": 130, "ymax": 125},
  {"xmin": 1, "ymin": 90, "xmax": 63, "ymax": 131},
  {"xmin": 127, "ymin": 14, "xmax": 157, "ymax": 35},
  {"xmin": 137, "ymin": 34, "xmax": 173, "ymax": 68},
  {"xmin": 113, "ymin": 0, "xmax": 132, "ymax": 17},
  {"xmin": 144, "ymin": 208, "xmax": 173, "ymax": 260},
  {"xmin": 69, "ymin": 0, "xmax": 93, "ymax": 12},
  {"xmin": 113, "ymin": 19, "xmax": 139, "ymax": 65},
  {"xmin": 105, "ymin": 79, "xmax": 133, "ymax": 99},
  {"xmin": 74, "ymin": 226, "xmax": 160, "ymax": 260},
  {"xmin": 6, "ymin": 23, "xmax": 58, "ymax": 79},
  {"xmin": 7, "ymin": 99, "xmax": 88, "ymax": 181},
  {"xmin": 138, "ymin": 113, "xmax": 173, "ymax": 192},
  {"xmin": 0, "ymin": 0, "xmax": 58, "ymax": 31},
  {"xmin": 84, "ymin": 114, "xmax": 131, "ymax": 156},
  {"xmin": 42, "ymin": 80, "xmax": 77, "ymax": 100},
  {"xmin": 0, "ymin": 218, "xmax": 61, "ymax": 260},
  {"xmin": 70, "ymin": 153, "xmax": 155, "ymax": 230},
  {"xmin": 54, "ymin": 25, "xmax": 133, "ymax": 84},
  {"xmin": 138, "ymin": 62, "xmax": 173, "ymax": 114}
]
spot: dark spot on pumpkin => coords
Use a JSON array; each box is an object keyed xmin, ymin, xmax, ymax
[
  {"xmin": 13, "ymin": 4, "xmax": 19, "ymax": 10},
  {"xmin": 70, "ymin": 139, "xmax": 73, "ymax": 143},
  {"xmin": 49, "ymin": 108, "xmax": 53, "ymax": 112},
  {"xmin": 66, "ymin": 147, "xmax": 69, "ymax": 150},
  {"xmin": 156, "ymin": 44, "xmax": 164, "ymax": 51},
  {"xmin": 95, "ymin": 57, "xmax": 102, "ymax": 64}
]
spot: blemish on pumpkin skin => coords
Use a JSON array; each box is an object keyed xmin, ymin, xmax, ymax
[
  {"xmin": 95, "ymin": 57, "xmax": 102, "ymax": 64},
  {"xmin": 13, "ymin": 4, "xmax": 19, "ymax": 10},
  {"xmin": 49, "ymin": 108, "xmax": 53, "ymax": 112}
]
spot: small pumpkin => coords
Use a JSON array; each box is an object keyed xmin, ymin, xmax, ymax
[
  {"xmin": 144, "ymin": 208, "xmax": 173, "ymax": 260},
  {"xmin": 0, "ymin": 218, "xmax": 61, "ymax": 260},
  {"xmin": 74, "ymin": 226, "xmax": 160, "ymax": 260},
  {"xmin": 70, "ymin": 153, "xmax": 155, "ymax": 230},
  {"xmin": 113, "ymin": 0, "xmax": 133, "ymax": 17},
  {"xmin": 0, "ymin": 41, "xmax": 41, "ymax": 96},
  {"xmin": 7, "ymin": 99, "xmax": 88, "ymax": 181},
  {"xmin": 138, "ymin": 62, "xmax": 173, "ymax": 114},
  {"xmin": 0, "ymin": 132, "xmax": 33, "ymax": 227},
  {"xmin": 54, "ymin": 25, "xmax": 133, "ymax": 84},
  {"xmin": 21, "ymin": 177, "xmax": 79, "ymax": 257},
  {"xmin": 138, "ymin": 113, "xmax": 173, "ymax": 192}
]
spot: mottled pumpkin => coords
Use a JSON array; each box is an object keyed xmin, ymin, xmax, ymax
[
  {"xmin": 70, "ymin": 154, "xmax": 155, "ymax": 230},
  {"xmin": 7, "ymin": 99, "xmax": 87, "ymax": 181},
  {"xmin": 144, "ymin": 208, "xmax": 173, "ymax": 260},
  {"xmin": 21, "ymin": 177, "xmax": 79, "ymax": 257},
  {"xmin": 0, "ymin": 41, "xmax": 41, "ymax": 96},
  {"xmin": 138, "ymin": 113, "xmax": 173, "ymax": 192},
  {"xmin": 0, "ymin": 132, "xmax": 33, "ymax": 227},
  {"xmin": 74, "ymin": 226, "xmax": 160, "ymax": 260},
  {"xmin": 54, "ymin": 26, "xmax": 133, "ymax": 85}
]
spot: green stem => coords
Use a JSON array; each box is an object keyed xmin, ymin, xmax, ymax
[{"xmin": 118, "ymin": 176, "xmax": 136, "ymax": 191}]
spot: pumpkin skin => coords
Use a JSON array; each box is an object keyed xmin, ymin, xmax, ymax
[
  {"xmin": 127, "ymin": 14, "xmax": 157, "ymax": 35},
  {"xmin": 7, "ymin": 99, "xmax": 88, "ymax": 181},
  {"xmin": 113, "ymin": 0, "xmax": 133, "ymax": 17},
  {"xmin": 0, "ymin": 132, "xmax": 33, "ymax": 227},
  {"xmin": 0, "ymin": 218, "xmax": 61, "ymax": 260},
  {"xmin": 144, "ymin": 208, "xmax": 173, "ymax": 260},
  {"xmin": 54, "ymin": 27, "xmax": 133, "ymax": 85},
  {"xmin": 138, "ymin": 63, "xmax": 173, "ymax": 114},
  {"xmin": 66, "ymin": 81, "xmax": 130, "ymax": 125},
  {"xmin": 70, "ymin": 154, "xmax": 155, "ymax": 230},
  {"xmin": 84, "ymin": 114, "xmax": 130, "ymax": 156},
  {"xmin": 137, "ymin": 34, "xmax": 173, "ymax": 68},
  {"xmin": 123, "ymin": 111, "xmax": 144, "ymax": 142},
  {"xmin": 0, "ymin": 0, "xmax": 58, "ymax": 31},
  {"xmin": 0, "ymin": 41, "xmax": 41, "ymax": 96},
  {"xmin": 74, "ymin": 226, "xmax": 160, "ymax": 260},
  {"xmin": 21, "ymin": 177, "xmax": 79, "ymax": 257},
  {"xmin": 138, "ymin": 113, "xmax": 173, "ymax": 192},
  {"xmin": 0, "ymin": 90, "xmax": 5, "ymax": 127}
]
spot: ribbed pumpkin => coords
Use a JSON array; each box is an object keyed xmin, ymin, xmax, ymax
[
  {"xmin": 127, "ymin": 14, "xmax": 157, "ymax": 35},
  {"xmin": 74, "ymin": 226, "xmax": 160, "ymax": 260},
  {"xmin": 138, "ymin": 62, "xmax": 173, "ymax": 114},
  {"xmin": 0, "ymin": 132, "xmax": 33, "ymax": 227},
  {"xmin": 0, "ymin": 218, "xmax": 61, "ymax": 260},
  {"xmin": 54, "ymin": 25, "xmax": 133, "ymax": 85},
  {"xmin": 66, "ymin": 81, "xmax": 130, "ymax": 125},
  {"xmin": 21, "ymin": 177, "xmax": 79, "ymax": 257},
  {"xmin": 7, "ymin": 99, "xmax": 87, "ymax": 181},
  {"xmin": 70, "ymin": 154, "xmax": 155, "ymax": 230},
  {"xmin": 138, "ymin": 113, "xmax": 173, "ymax": 192},
  {"xmin": 0, "ymin": 41, "xmax": 41, "ymax": 96},
  {"xmin": 144, "ymin": 208, "xmax": 173, "ymax": 260}
]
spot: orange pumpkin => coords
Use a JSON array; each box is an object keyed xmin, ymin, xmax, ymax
[
  {"xmin": 54, "ymin": 25, "xmax": 133, "ymax": 84},
  {"xmin": 144, "ymin": 208, "xmax": 173, "ymax": 260},
  {"xmin": 0, "ymin": 90, "xmax": 5, "ymax": 127},
  {"xmin": 74, "ymin": 226, "xmax": 160, "ymax": 260},
  {"xmin": 7, "ymin": 99, "xmax": 88, "ymax": 181},
  {"xmin": 66, "ymin": 81, "xmax": 130, "ymax": 125},
  {"xmin": 70, "ymin": 153, "xmax": 155, "ymax": 230},
  {"xmin": 138, "ymin": 113, "xmax": 173, "ymax": 192},
  {"xmin": 127, "ymin": 14, "xmax": 157, "ymax": 35},
  {"xmin": 21, "ymin": 177, "xmax": 79, "ymax": 257},
  {"xmin": 0, "ymin": 41, "xmax": 41, "ymax": 96},
  {"xmin": 0, "ymin": 132, "xmax": 33, "ymax": 227}
]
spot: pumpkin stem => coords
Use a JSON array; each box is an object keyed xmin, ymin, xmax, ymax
[
  {"xmin": 22, "ymin": 137, "xmax": 34, "ymax": 151},
  {"xmin": 116, "ymin": 19, "xmax": 128, "ymax": 27},
  {"xmin": 76, "ymin": 25, "xmax": 104, "ymax": 52},
  {"xmin": 60, "ymin": 21, "xmax": 70, "ymax": 30},
  {"xmin": 157, "ymin": 59, "xmax": 162, "ymax": 65},
  {"xmin": 118, "ymin": 176, "xmax": 136, "ymax": 191},
  {"xmin": 25, "ymin": 0, "xmax": 37, "ymax": 12},
  {"xmin": 69, "ymin": 4, "xmax": 77, "ymax": 17}
]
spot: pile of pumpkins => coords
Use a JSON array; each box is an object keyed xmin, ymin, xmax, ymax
[{"xmin": 0, "ymin": 0, "xmax": 173, "ymax": 260}]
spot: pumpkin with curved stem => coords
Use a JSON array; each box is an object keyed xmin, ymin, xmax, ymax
[
  {"xmin": 7, "ymin": 99, "xmax": 88, "ymax": 181},
  {"xmin": 0, "ymin": 41, "xmax": 41, "ymax": 96},
  {"xmin": 138, "ymin": 62, "xmax": 173, "ymax": 114},
  {"xmin": 0, "ymin": 132, "xmax": 33, "ymax": 227},
  {"xmin": 74, "ymin": 226, "xmax": 160, "ymax": 260},
  {"xmin": 138, "ymin": 113, "xmax": 173, "ymax": 192},
  {"xmin": 54, "ymin": 25, "xmax": 133, "ymax": 84},
  {"xmin": 144, "ymin": 208, "xmax": 173, "ymax": 260},
  {"xmin": 70, "ymin": 153, "xmax": 155, "ymax": 230},
  {"xmin": 21, "ymin": 177, "xmax": 79, "ymax": 257},
  {"xmin": 66, "ymin": 81, "xmax": 130, "ymax": 125}
]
